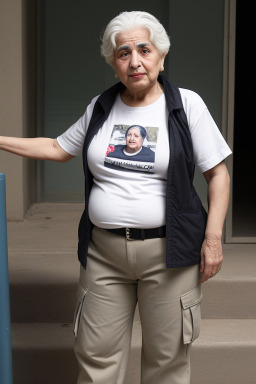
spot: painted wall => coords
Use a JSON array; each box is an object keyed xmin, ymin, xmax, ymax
[{"xmin": 0, "ymin": 0, "xmax": 36, "ymax": 220}]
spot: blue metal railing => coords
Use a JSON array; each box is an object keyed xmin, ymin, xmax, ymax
[{"xmin": 0, "ymin": 173, "xmax": 13, "ymax": 384}]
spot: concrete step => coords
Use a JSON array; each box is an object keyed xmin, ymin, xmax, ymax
[
  {"xmin": 8, "ymin": 247, "xmax": 256, "ymax": 322},
  {"xmin": 11, "ymin": 319, "xmax": 256, "ymax": 384},
  {"xmin": 7, "ymin": 203, "xmax": 82, "ymax": 323},
  {"xmin": 9, "ymin": 252, "xmax": 79, "ymax": 322},
  {"xmin": 7, "ymin": 203, "xmax": 256, "ymax": 321},
  {"xmin": 201, "ymin": 244, "xmax": 256, "ymax": 319},
  {"xmin": 7, "ymin": 203, "xmax": 83, "ymax": 253},
  {"xmin": 12, "ymin": 323, "xmax": 78, "ymax": 384},
  {"xmin": 191, "ymin": 319, "xmax": 256, "ymax": 384},
  {"xmin": 11, "ymin": 321, "xmax": 141, "ymax": 384}
]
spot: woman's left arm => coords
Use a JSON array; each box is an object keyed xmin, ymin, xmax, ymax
[{"xmin": 200, "ymin": 161, "xmax": 230, "ymax": 283}]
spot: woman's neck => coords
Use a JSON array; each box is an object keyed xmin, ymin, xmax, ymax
[{"xmin": 120, "ymin": 81, "xmax": 164, "ymax": 107}]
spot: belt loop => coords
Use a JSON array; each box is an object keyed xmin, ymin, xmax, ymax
[
  {"xmin": 126, "ymin": 228, "xmax": 131, "ymax": 240},
  {"xmin": 141, "ymin": 228, "xmax": 145, "ymax": 241}
]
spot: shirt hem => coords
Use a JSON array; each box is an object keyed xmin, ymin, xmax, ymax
[{"xmin": 198, "ymin": 148, "xmax": 232, "ymax": 173}]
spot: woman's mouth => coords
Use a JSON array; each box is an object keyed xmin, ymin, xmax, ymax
[{"xmin": 129, "ymin": 73, "xmax": 145, "ymax": 79}]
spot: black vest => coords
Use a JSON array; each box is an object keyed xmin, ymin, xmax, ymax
[{"xmin": 77, "ymin": 75, "xmax": 207, "ymax": 269}]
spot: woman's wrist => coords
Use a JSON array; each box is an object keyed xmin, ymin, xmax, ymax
[{"xmin": 204, "ymin": 232, "xmax": 222, "ymax": 241}]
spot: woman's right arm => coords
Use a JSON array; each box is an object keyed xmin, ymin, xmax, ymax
[{"xmin": 0, "ymin": 136, "xmax": 74, "ymax": 162}]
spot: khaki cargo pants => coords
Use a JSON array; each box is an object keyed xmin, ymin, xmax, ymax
[{"xmin": 74, "ymin": 226, "xmax": 202, "ymax": 384}]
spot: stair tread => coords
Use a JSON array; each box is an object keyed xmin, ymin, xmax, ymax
[
  {"xmin": 194, "ymin": 319, "xmax": 256, "ymax": 344},
  {"xmin": 8, "ymin": 251, "xmax": 256, "ymax": 321},
  {"xmin": 7, "ymin": 204, "xmax": 256, "ymax": 282},
  {"xmin": 8, "ymin": 250, "xmax": 256, "ymax": 291},
  {"xmin": 7, "ymin": 203, "xmax": 256, "ymax": 322},
  {"xmin": 7, "ymin": 203, "xmax": 83, "ymax": 253},
  {"xmin": 9, "ymin": 252, "xmax": 80, "ymax": 285},
  {"xmin": 11, "ymin": 319, "xmax": 256, "ymax": 348},
  {"xmin": 9, "ymin": 252, "xmax": 256, "ymax": 281},
  {"xmin": 11, "ymin": 320, "xmax": 256, "ymax": 384}
]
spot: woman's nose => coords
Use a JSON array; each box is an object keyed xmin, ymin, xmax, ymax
[{"xmin": 130, "ymin": 51, "xmax": 141, "ymax": 69}]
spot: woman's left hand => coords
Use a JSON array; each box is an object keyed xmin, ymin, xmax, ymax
[
  {"xmin": 200, "ymin": 234, "xmax": 223, "ymax": 283},
  {"xmin": 201, "ymin": 161, "xmax": 230, "ymax": 283}
]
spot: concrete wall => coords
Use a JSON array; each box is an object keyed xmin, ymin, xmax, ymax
[{"xmin": 0, "ymin": 0, "xmax": 36, "ymax": 220}]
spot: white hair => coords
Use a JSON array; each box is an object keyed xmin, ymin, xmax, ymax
[{"xmin": 100, "ymin": 11, "xmax": 171, "ymax": 65}]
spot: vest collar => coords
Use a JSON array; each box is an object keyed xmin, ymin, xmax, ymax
[{"xmin": 158, "ymin": 75, "xmax": 183, "ymax": 111}]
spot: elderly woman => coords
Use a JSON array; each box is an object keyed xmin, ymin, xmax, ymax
[{"xmin": 0, "ymin": 10, "xmax": 231, "ymax": 384}]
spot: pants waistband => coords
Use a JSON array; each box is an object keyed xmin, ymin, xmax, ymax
[{"xmin": 104, "ymin": 225, "xmax": 166, "ymax": 240}]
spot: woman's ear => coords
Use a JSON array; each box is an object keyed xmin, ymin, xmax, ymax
[{"xmin": 160, "ymin": 53, "xmax": 166, "ymax": 72}]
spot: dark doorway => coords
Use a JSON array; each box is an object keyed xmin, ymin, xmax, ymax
[{"xmin": 232, "ymin": 0, "xmax": 256, "ymax": 236}]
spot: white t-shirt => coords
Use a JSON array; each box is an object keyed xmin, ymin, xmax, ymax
[{"xmin": 57, "ymin": 89, "xmax": 232, "ymax": 229}]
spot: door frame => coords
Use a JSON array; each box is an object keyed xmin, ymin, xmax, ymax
[
  {"xmin": 36, "ymin": 0, "xmax": 44, "ymax": 202},
  {"xmin": 223, "ymin": 0, "xmax": 256, "ymax": 243}
]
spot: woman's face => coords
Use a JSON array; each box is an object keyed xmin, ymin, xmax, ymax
[
  {"xmin": 126, "ymin": 127, "xmax": 143, "ymax": 153},
  {"xmin": 112, "ymin": 28, "xmax": 165, "ymax": 97}
]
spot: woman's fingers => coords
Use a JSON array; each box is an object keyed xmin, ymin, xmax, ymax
[{"xmin": 200, "ymin": 235, "xmax": 223, "ymax": 283}]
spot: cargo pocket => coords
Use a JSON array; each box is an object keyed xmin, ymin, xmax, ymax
[
  {"xmin": 181, "ymin": 285, "xmax": 202, "ymax": 344},
  {"xmin": 73, "ymin": 284, "xmax": 88, "ymax": 338}
]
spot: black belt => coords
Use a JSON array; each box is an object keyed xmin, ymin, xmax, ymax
[{"xmin": 104, "ymin": 226, "xmax": 166, "ymax": 240}]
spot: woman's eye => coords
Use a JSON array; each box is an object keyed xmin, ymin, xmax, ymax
[{"xmin": 121, "ymin": 52, "xmax": 129, "ymax": 58}]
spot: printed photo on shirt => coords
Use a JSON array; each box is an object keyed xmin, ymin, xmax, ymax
[{"xmin": 104, "ymin": 124, "xmax": 159, "ymax": 173}]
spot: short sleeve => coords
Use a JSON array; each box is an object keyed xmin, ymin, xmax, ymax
[
  {"xmin": 57, "ymin": 95, "xmax": 99, "ymax": 156},
  {"xmin": 191, "ymin": 109, "xmax": 232, "ymax": 172},
  {"xmin": 179, "ymin": 88, "xmax": 232, "ymax": 173}
]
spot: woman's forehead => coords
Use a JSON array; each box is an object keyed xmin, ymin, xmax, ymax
[{"xmin": 115, "ymin": 28, "xmax": 151, "ymax": 48}]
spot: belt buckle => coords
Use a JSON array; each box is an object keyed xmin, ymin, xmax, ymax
[{"xmin": 126, "ymin": 228, "xmax": 131, "ymax": 240}]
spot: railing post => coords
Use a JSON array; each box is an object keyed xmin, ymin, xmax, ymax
[{"xmin": 0, "ymin": 173, "xmax": 13, "ymax": 384}]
